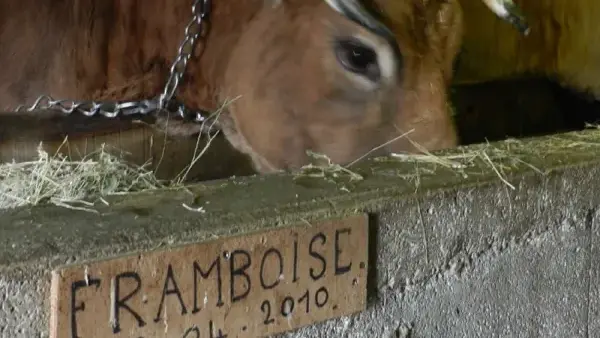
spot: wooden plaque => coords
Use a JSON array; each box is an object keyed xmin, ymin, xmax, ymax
[{"xmin": 49, "ymin": 214, "xmax": 369, "ymax": 338}]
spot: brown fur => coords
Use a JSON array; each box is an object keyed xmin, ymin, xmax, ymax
[
  {"xmin": 455, "ymin": 0, "xmax": 600, "ymax": 99},
  {"xmin": 374, "ymin": 0, "xmax": 464, "ymax": 153},
  {"xmin": 0, "ymin": 0, "xmax": 464, "ymax": 174}
]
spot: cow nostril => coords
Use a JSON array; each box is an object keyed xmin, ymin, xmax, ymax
[{"xmin": 334, "ymin": 38, "xmax": 381, "ymax": 82}]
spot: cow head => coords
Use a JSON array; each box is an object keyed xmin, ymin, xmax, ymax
[{"xmin": 215, "ymin": 0, "xmax": 464, "ymax": 173}]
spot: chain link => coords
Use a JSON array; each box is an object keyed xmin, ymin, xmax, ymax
[
  {"xmin": 13, "ymin": 0, "xmax": 211, "ymax": 125},
  {"xmin": 159, "ymin": 0, "xmax": 210, "ymax": 108}
]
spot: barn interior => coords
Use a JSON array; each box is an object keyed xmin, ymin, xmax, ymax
[
  {"xmin": 4, "ymin": 1, "xmax": 600, "ymax": 335},
  {"xmin": 1, "ymin": 0, "xmax": 599, "ymax": 187}
]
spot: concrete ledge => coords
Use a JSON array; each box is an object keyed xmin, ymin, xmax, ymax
[{"xmin": 2, "ymin": 129, "xmax": 600, "ymax": 337}]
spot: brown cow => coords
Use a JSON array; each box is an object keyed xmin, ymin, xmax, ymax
[
  {"xmin": 456, "ymin": 0, "xmax": 600, "ymax": 101},
  {"xmin": 0, "ymin": 0, "xmax": 471, "ymax": 174}
]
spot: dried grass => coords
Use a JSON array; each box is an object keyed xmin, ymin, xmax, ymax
[
  {"xmin": 294, "ymin": 128, "xmax": 600, "ymax": 193},
  {"xmin": 0, "ymin": 142, "xmax": 163, "ymax": 212},
  {"xmin": 383, "ymin": 130, "xmax": 600, "ymax": 191},
  {"xmin": 0, "ymin": 96, "xmax": 239, "ymax": 212}
]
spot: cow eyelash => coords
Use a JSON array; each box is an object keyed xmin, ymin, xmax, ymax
[{"xmin": 334, "ymin": 38, "xmax": 381, "ymax": 83}]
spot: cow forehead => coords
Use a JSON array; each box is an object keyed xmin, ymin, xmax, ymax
[
  {"xmin": 324, "ymin": 0, "xmax": 390, "ymax": 37},
  {"xmin": 323, "ymin": 0, "xmax": 400, "ymax": 58}
]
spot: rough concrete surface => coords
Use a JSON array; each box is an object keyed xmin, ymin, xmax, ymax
[
  {"xmin": 2, "ymin": 129, "xmax": 600, "ymax": 337},
  {"xmin": 278, "ymin": 164, "xmax": 599, "ymax": 338}
]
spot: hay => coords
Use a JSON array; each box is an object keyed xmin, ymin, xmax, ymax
[
  {"xmin": 293, "ymin": 150, "xmax": 363, "ymax": 192},
  {"xmin": 0, "ymin": 95, "xmax": 240, "ymax": 212},
  {"xmin": 384, "ymin": 130, "xmax": 600, "ymax": 191},
  {"xmin": 0, "ymin": 142, "xmax": 164, "ymax": 212},
  {"xmin": 172, "ymin": 95, "xmax": 238, "ymax": 185},
  {"xmin": 391, "ymin": 143, "xmax": 520, "ymax": 190},
  {"xmin": 382, "ymin": 137, "xmax": 546, "ymax": 191},
  {"xmin": 294, "ymin": 127, "xmax": 597, "ymax": 193}
]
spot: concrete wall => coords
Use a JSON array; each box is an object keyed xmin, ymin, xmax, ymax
[{"xmin": 2, "ymin": 129, "xmax": 600, "ymax": 337}]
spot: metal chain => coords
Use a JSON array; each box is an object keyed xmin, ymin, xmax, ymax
[
  {"xmin": 159, "ymin": 0, "xmax": 210, "ymax": 108},
  {"xmin": 14, "ymin": 0, "xmax": 212, "ymax": 124}
]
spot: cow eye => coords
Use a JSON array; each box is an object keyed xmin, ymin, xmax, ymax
[{"xmin": 334, "ymin": 38, "xmax": 381, "ymax": 82}]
